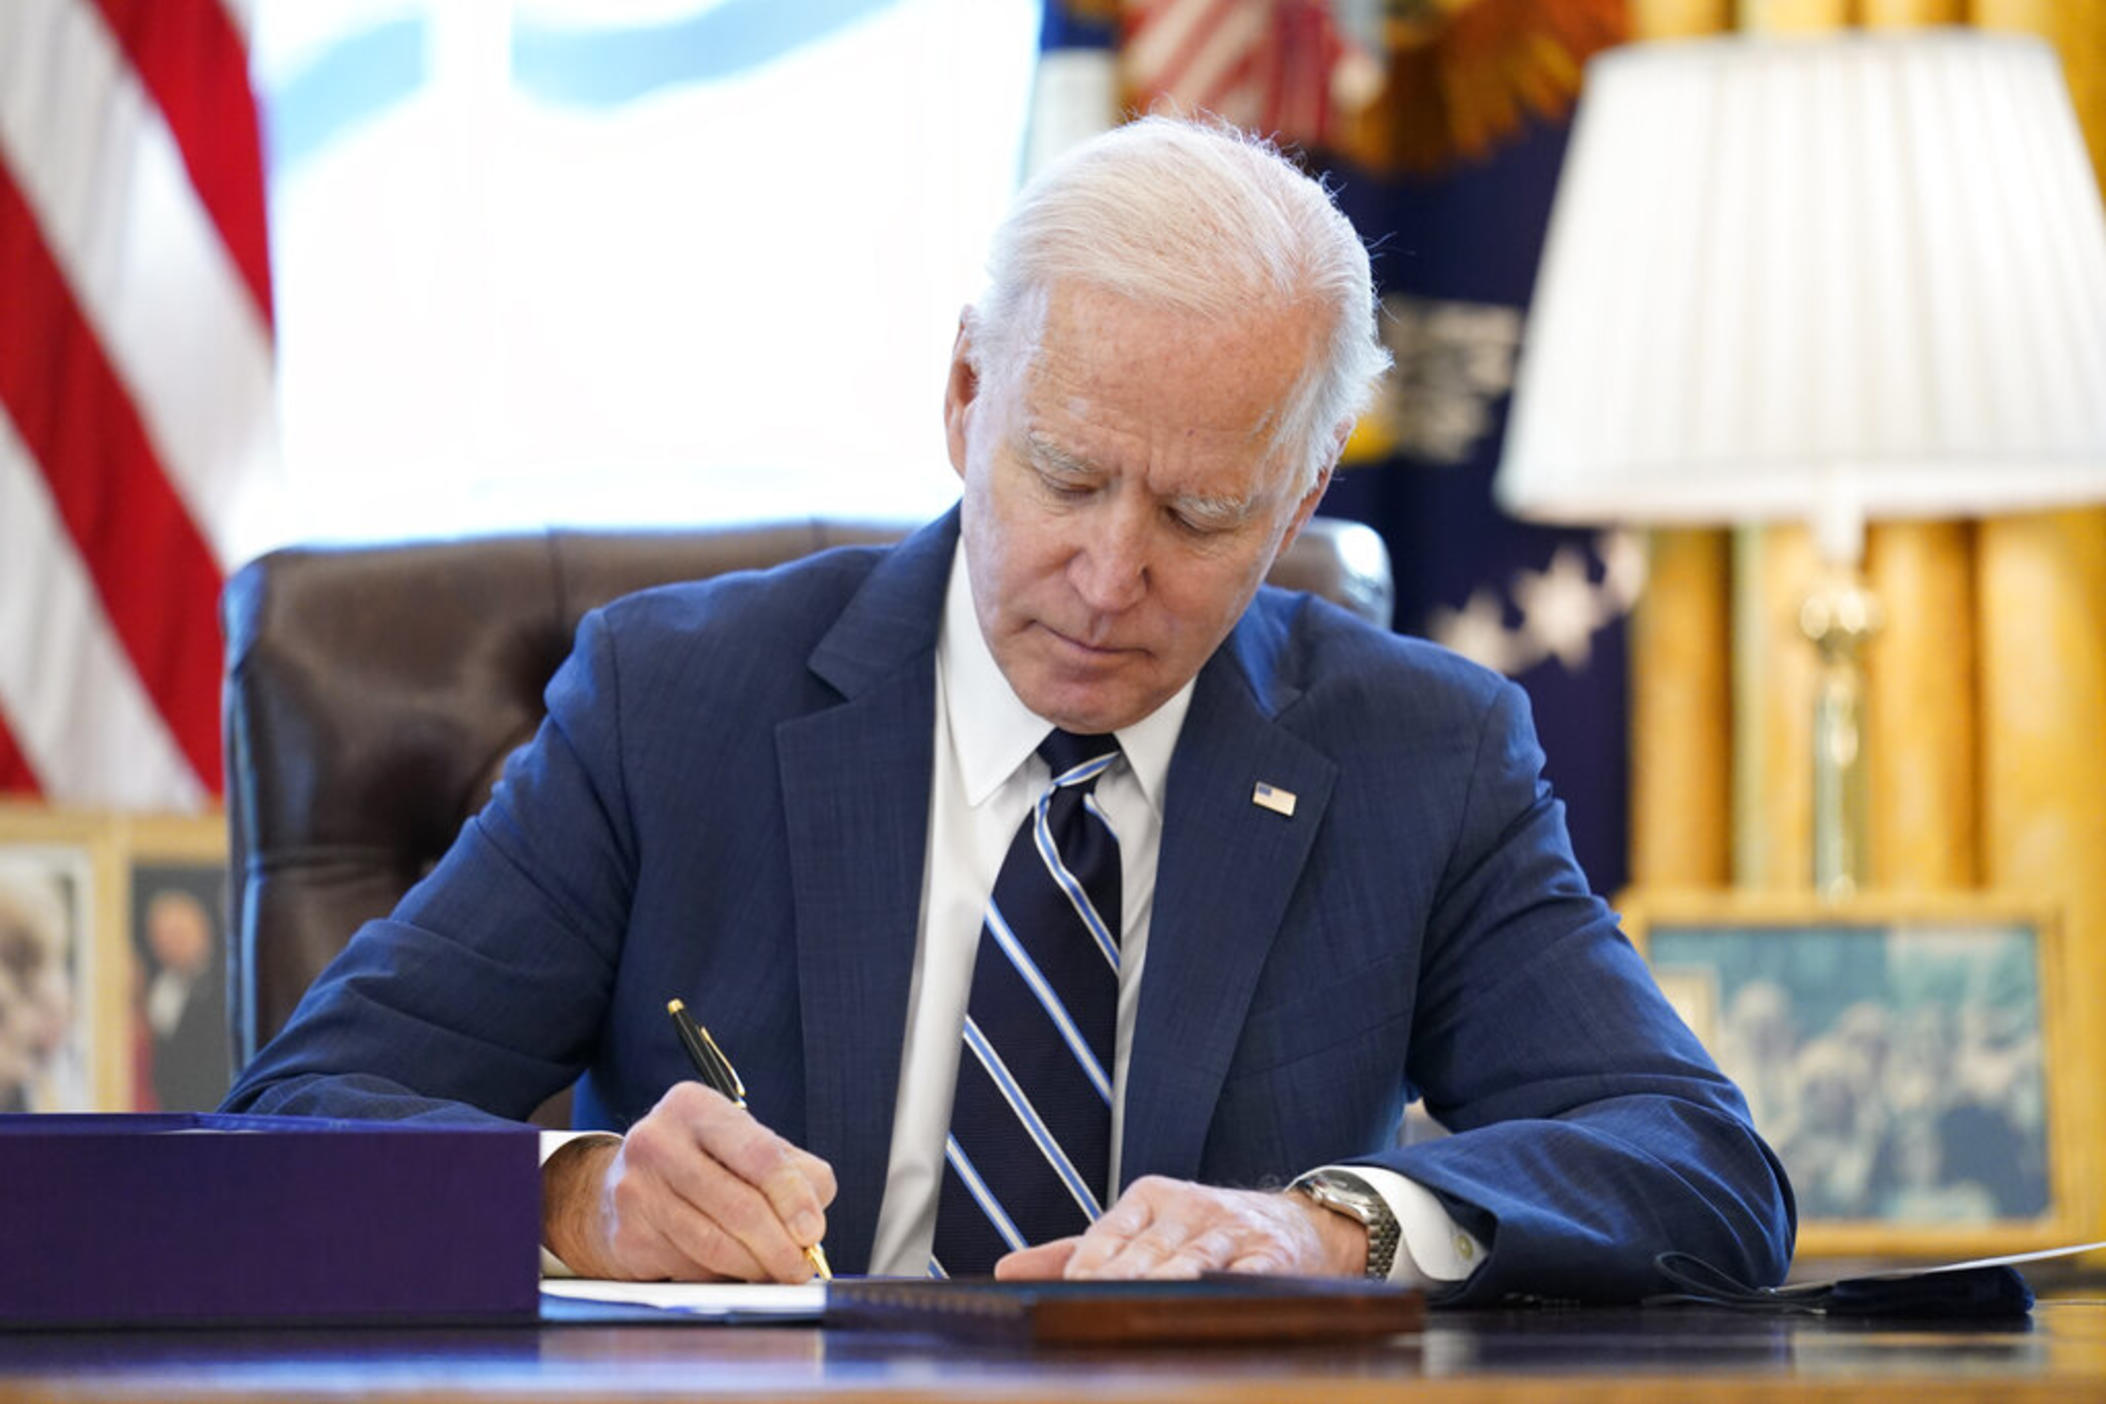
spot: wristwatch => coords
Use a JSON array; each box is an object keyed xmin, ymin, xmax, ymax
[{"xmin": 1290, "ymin": 1168, "xmax": 1400, "ymax": 1280}]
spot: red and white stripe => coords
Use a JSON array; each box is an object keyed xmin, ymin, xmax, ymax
[
  {"xmin": 0, "ymin": 0, "xmax": 278, "ymax": 809},
  {"xmin": 1121, "ymin": 0, "xmax": 1353, "ymax": 146}
]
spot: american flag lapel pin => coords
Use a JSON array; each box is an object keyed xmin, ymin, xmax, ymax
[{"xmin": 1252, "ymin": 782, "xmax": 1296, "ymax": 818}]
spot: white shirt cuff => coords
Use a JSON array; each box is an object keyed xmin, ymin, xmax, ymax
[
  {"xmin": 1318, "ymin": 1164, "xmax": 1485, "ymax": 1287},
  {"xmin": 539, "ymin": 1129, "xmax": 621, "ymax": 1278}
]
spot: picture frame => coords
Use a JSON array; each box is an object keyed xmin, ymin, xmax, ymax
[
  {"xmin": 0, "ymin": 804, "xmax": 124, "ymax": 1112},
  {"xmin": 116, "ymin": 812, "xmax": 234, "ymax": 1113},
  {"xmin": 1619, "ymin": 888, "xmax": 2086, "ymax": 1259}
]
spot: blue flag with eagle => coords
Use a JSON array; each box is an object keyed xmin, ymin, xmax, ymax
[{"xmin": 1317, "ymin": 0, "xmax": 1634, "ymax": 893}]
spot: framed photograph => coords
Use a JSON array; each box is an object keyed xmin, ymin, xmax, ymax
[
  {"xmin": 117, "ymin": 813, "xmax": 234, "ymax": 1113},
  {"xmin": 1620, "ymin": 888, "xmax": 2086, "ymax": 1259},
  {"xmin": 0, "ymin": 805, "xmax": 124, "ymax": 1112}
]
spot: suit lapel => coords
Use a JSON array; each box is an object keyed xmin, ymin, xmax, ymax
[
  {"xmin": 776, "ymin": 513, "xmax": 955, "ymax": 1272},
  {"xmin": 1120, "ymin": 603, "xmax": 1336, "ymax": 1186}
]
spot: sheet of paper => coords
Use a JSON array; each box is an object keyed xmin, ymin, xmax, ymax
[
  {"xmin": 540, "ymin": 1279, "xmax": 827, "ymax": 1320},
  {"xmin": 1878, "ymin": 1239, "xmax": 2106, "ymax": 1279}
]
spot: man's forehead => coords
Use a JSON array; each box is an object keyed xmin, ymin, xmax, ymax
[{"xmin": 1018, "ymin": 300, "xmax": 1297, "ymax": 434}]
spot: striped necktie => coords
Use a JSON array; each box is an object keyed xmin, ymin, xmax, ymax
[{"xmin": 931, "ymin": 729, "xmax": 1122, "ymax": 1277}]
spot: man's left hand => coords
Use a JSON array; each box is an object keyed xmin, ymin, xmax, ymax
[{"xmin": 993, "ymin": 1175, "xmax": 1368, "ymax": 1280}]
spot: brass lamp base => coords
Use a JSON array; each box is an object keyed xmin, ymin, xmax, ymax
[{"xmin": 1799, "ymin": 569, "xmax": 1882, "ymax": 899}]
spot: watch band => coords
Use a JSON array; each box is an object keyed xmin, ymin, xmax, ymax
[{"xmin": 1290, "ymin": 1168, "xmax": 1401, "ymax": 1280}]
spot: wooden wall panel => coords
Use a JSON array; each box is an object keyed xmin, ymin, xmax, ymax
[
  {"xmin": 1630, "ymin": 531, "xmax": 1733, "ymax": 886},
  {"xmin": 1737, "ymin": 0, "xmax": 1852, "ymax": 31},
  {"xmin": 1864, "ymin": 523, "xmax": 1978, "ymax": 890},
  {"xmin": 1631, "ymin": 0, "xmax": 1733, "ymax": 36}
]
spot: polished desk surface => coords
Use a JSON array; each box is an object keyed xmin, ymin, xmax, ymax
[{"xmin": 5, "ymin": 1296, "xmax": 2106, "ymax": 1404}]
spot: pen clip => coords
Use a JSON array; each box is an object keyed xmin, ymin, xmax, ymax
[
  {"xmin": 668, "ymin": 997, "xmax": 748, "ymax": 1106},
  {"xmin": 693, "ymin": 1022, "xmax": 746, "ymax": 1105}
]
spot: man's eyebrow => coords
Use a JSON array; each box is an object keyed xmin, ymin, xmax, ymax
[
  {"xmin": 1170, "ymin": 492, "xmax": 1258, "ymax": 528},
  {"xmin": 1022, "ymin": 432, "xmax": 1096, "ymax": 476}
]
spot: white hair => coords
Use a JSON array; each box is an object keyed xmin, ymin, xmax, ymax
[{"xmin": 970, "ymin": 116, "xmax": 1391, "ymax": 494}]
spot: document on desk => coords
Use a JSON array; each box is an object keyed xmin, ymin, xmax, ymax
[
  {"xmin": 1653, "ymin": 1238, "xmax": 2106, "ymax": 1320},
  {"xmin": 540, "ymin": 1280, "xmax": 827, "ymax": 1324},
  {"xmin": 539, "ymin": 1276, "xmax": 1426, "ymax": 1339},
  {"xmin": 1859, "ymin": 1239, "xmax": 2106, "ymax": 1277}
]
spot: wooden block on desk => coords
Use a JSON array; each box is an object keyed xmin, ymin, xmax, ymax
[{"xmin": 825, "ymin": 1275, "xmax": 1425, "ymax": 1346}]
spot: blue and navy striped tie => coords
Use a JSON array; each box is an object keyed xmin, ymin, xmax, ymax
[{"xmin": 931, "ymin": 729, "xmax": 1122, "ymax": 1277}]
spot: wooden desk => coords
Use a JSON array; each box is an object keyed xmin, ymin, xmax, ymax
[{"xmin": 4, "ymin": 1298, "xmax": 2105, "ymax": 1403}]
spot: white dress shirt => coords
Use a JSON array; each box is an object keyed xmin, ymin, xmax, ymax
[{"xmin": 547, "ymin": 543, "xmax": 1482, "ymax": 1286}]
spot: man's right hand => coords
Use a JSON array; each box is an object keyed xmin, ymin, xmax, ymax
[{"xmin": 540, "ymin": 1081, "xmax": 836, "ymax": 1281}]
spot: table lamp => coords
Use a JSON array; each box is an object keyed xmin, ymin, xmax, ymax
[{"xmin": 1496, "ymin": 28, "xmax": 2106, "ymax": 898}]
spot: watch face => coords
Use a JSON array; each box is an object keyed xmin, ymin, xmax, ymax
[
  {"xmin": 1297, "ymin": 1173, "xmax": 1398, "ymax": 1279},
  {"xmin": 1311, "ymin": 1174, "xmax": 1377, "ymax": 1214}
]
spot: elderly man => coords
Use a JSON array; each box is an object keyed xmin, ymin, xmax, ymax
[
  {"xmin": 226, "ymin": 117, "xmax": 1792, "ymax": 1302},
  {"xmin": 0, "ymin": 863, "xmax": 75, "ymax": 1114}
]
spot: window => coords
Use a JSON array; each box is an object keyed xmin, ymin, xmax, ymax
[{"xmin": 252, "ymin": 0, "xmax": 1039, "ymax": 541}]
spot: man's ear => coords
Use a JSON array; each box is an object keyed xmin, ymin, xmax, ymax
[
  {"xmin": 944, "ymin": 310, "xmax": 979, "ymax": 482},
  {"xmin": 1279, "ymin": 462, "xmax": 1334, "ymax": 554}
]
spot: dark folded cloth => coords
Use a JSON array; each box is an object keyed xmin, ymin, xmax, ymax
[{"xmin": 1647, "ymin": 1250, "xmax": 2035, "ymax": 1320}]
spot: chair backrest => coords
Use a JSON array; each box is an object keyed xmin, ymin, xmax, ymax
[{"xmin": 220, "ymin": 516, "xmax": 1394, "ymax": 1066}]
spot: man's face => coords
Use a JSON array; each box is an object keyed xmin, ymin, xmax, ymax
[
  {"xmin": 146, "ymin": 892, "xmax": 213, "ymax": 976},
  {"xmin": 945, "ymin": 284, "xmax": 1333, "ymax": 734}
]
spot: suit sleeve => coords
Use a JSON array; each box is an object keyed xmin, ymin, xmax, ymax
[
  {"xmin": 221, "ymin": 610, "xmax": 637, "ymax": 1126},
  {"xmin": 1355, "ymin": 679, "xmax": 1795, "ymax": 1305}
]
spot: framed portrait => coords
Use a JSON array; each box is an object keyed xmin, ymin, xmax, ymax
[
  {"xmin": 117, "ymin": 813, "xmax": 234, "ymax": 1113},
  {"xmin": 0, "ymin": 805, "xmax": 124, "ymax": 1112},
  {"xmin": 1620, "ymin": 888, "xmax": 2087, "ymax": 1259}
]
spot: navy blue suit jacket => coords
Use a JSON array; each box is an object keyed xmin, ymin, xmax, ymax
[{"xmin": 226, "ymin": 511, "xmax": 1793, "ymax": 1302}]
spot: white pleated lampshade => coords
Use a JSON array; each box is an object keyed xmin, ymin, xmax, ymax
[{"xmin": 1495, "ymin": 29, "xmax": 2106, "ymax": 562}]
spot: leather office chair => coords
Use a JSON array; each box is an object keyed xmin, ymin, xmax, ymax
[{"xmin": 221, "ymin": 517, "xmax": 1394, "ymax": 1079}]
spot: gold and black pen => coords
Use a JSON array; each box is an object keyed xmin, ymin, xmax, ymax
[{"xmin": 666, "ymin": 998, "xmax": 833, "ymax": 1281}]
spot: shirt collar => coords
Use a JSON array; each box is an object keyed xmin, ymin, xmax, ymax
[{"xmin": 938, "ymin": 540, "xmax": 1192, "ymax": 814}]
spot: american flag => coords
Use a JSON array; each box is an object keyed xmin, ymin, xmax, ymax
[
  {"xmin": 0, "ymin": 0, "xmax": 277, "ymax": 809},
  {"xmin": 1122, "ymin": 0, "xmax": 1371, "ymax": 147}
]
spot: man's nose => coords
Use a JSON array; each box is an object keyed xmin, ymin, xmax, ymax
[{"xmin": 1070, "ymin": 511, "xmax": 1149, "ymax": 615}]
